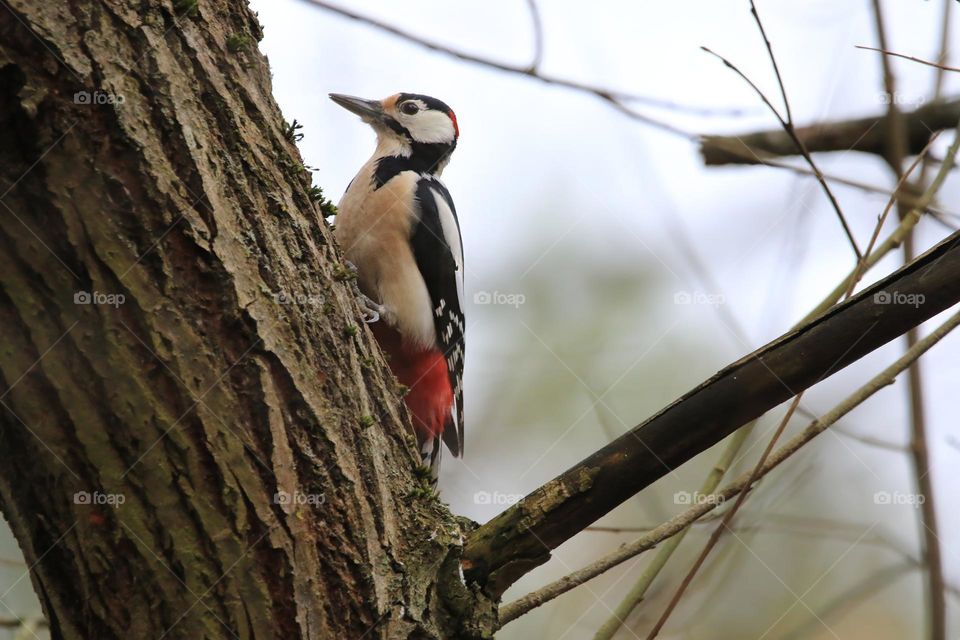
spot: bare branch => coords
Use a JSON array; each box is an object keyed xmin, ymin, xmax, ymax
[
  {"xmin": 833, "ymin": 426, "xmax": 907, "ymax": 452},
  {"xmin": 869, "ymin": 4, "xmax": 948, "ymax": 636},
  {"xmin": 845, "ymin": 133, "xmax": 940, "ymax": 296},
  {"xmin": 779, "ymin": 563, "xmax": 912, "ymax": 640},
  {"xmin": 931, "ymin": 0, "xmax": 954, "ymax": 98},
  {"xmin": 856, "ymin": 44, "xmax": 960, "ymax": 75},
  {"xmin": 702, "ymin": 17, "xmax": 861, "ymax": 260},
  {"xmin": 592, "ymin": 427, "xmax": 752, "ymax": 640},
  {"xmin": 701, "ymin": 146, "xmax": 958, "ymax": 221},
  {"xmin": 812, "ymin": 113, "xmax": 960, "ymax": 316},
  {"xmin": 699, "ymin": 98, "xmax": 960, "ymax": 165},
  {"xmin": 645, "ymin": 395, "xmax": 801, "ymax": 638},
  {"xmin": 464, "ymin": 227, "xmax": 960, "ymax": 599},
  {"xmin": 635, "ymin": 125, "xmax": 925, "ymax": 635},
  {"xmin": 748, "ymin": 1, "xmax": 792, "ymax": 124},
  {"xmin": 296, "ymin": 0, "xmax": 742, "ymax": 135},
  {"xmin": 498, "ymin": 307, "xmax": 960, "ymax": 624},
  {"xmin": 523, "ymin": 117, "xmax": 960, "ymax": 600},
  {"xmin": 524, "ymin": 0, "xmax": 543, "ymax": 72}
]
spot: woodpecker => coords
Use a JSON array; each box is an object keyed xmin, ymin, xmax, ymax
[{"xmin": 330, "ymin": 92, "xmax": 464, "ymax": 481}]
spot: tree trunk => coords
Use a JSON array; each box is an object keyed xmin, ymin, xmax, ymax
[{"xmin": 0, "ymin": 1, "xmax": 493, "ymax": 638}]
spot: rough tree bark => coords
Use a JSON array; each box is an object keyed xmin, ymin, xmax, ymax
[{"xmin": 0, "ymin": 1, "xmax": 494, "ymax": 638}]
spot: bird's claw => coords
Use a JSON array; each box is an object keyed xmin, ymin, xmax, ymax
[
  {"xmin": 343, "ymin": 261, "xmax": 384, "ymax": 323},
  {"xmin": 358, "ymin": 293, "xmax": 385, "ymax": 324}
]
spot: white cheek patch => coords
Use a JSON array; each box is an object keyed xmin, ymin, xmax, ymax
[{"xmin": 404, "ymin": 110, "xmax": 455, "ymax": 144}]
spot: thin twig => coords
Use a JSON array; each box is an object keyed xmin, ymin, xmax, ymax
[
  {"xmin": 498, "ymin": 307, "xmax": 960, "ymax": 625},
  {"xmin": 856, "ymin": 45, "xmax": 960, "ymax": 74},
  {"xmin": 0, "ymin": 617, "xmax": 47, "ymax": 629},
  {"xmin": 746, "ymin": 0, "xmax": 860, "ymax": 259},
  {"xmin": 585, "ymin": 512, "xmax": 725, "ymax": 534},
  {"xmin": 500, "ymin": 119, "xmax": 960, "ymax": 626},
  {"xmin": 707, "ymin": 142, "xmax": 958, "ymax": 220},
  {"xmin": 699, "ymin": 98, "xmax": 960, "ymax": 166},
  {"xmin": 870, "ymin": 1, "xmax": 911, "ymax": 172},
  {"xmin": 919, "ymin": 0, "xmax": 954, "ymax": 187},
  {"xmin": 806, "ymin": 113, "xmax": 960, "ymax": 322},
  {"xmin": 524, "ymin": 0, "xmax": 543, "ymax": 72},
  {"xmin": 749, "ymin": 1, "xmax": 791, "ymax": 123},
  {"xmin": 778, "ymin": 563, "xmax": 912, "ymax": 640},
  {"xmin": 623, "ymin": 15, "xmax": 889, "ymax": 630},
  {"xmin": 845, "ymin": 133, "xmax": 940, "ymax": 297},
  {"xmin": 591, "ymin": 198, "xmax": 761, "ymax": 640},
  {"xmin": 931, "ymin": 0, "xmax": 953, "ymax": 98},
  {"xmin": 644, "ymin": 395, "xmax": 802, "ymax": 639},
  {"xmin": 298, "ymin": 0, "xmax": 735, "ymax": 136},
  {"xmin": 593, "ymin": 426, "xmax": 753, "ymax": 640},
  {"xmin": 700, "ymin": 41, "xmax": 861, "ymax": 260},
  {"xmin": 870, "ymin": 4, "xmax": 947, "ymax": 639},
  {"xmin": 833, "ymin": 426, "xmax": 907, "ymax": 452}
]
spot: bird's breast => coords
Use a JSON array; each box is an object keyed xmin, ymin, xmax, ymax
[{"xmin": 334, "ymin": 168, "xmax": 436, "ymax": 350}]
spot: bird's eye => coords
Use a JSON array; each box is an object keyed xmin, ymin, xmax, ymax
[{"xmin": 400, "ymin": 102, "xmax": 420, "ymax": 115}]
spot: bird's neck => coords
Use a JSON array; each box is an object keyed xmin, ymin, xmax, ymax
[{"xmin": 371, "ymin": 138, "xmax": 454, "ymax": 188}]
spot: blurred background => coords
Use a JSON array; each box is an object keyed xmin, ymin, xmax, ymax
[{"xmin": 4, "ymin": 1, "xmax": 960, "ymax": 638}]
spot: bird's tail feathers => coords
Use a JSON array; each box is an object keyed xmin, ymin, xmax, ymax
[{"xmin": 421, "ymin": 434, "xmax": 442, "ymax": 488}]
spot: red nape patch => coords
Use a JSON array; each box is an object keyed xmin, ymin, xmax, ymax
[
  {"xmin": 447, "ymin": 110, "xmax": 459, "ymax": 138},
  {"xmin": 371, "ymin": 324, "xmax": 453, "ymax": 444}
]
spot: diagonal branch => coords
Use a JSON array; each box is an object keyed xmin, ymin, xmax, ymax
[
  {"xmin": 297, "ymin": 0, "xmax": 740, "ymax": 137},
  {"xmin": 856, "ymin": 45, "xmax": 960, "ymax": 75},
  {"xmin": 700, "ymin": 97, "xmax": 960, "ymax": 165},
  {"xmin": 702, "ymin": 12, "xmax": 861, "ymax": 259},
  {"xmin": 463, "ymin": 227, "xmax": 960, "ymax": 599},
  {"xmin": 498, "ymin": 306, "xmax": 960, "ymax": 623},
  {"xmin": 644, "ymin": 395, "xmax": 802, "ymax": 638},
  {"xmin": 870, "ymin": 3, "xmax": 948, "ymax": 638}
]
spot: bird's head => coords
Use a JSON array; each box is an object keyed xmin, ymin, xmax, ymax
[{"xmin": 330, "ymin": 92, "xmax": 459, "ymax": 154}]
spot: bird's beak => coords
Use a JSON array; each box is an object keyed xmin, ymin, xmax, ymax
[{"xmin": 329, "ymin": 93, "xmax": 384, "ymax": 123}]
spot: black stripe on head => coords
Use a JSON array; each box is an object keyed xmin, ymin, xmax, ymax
[
  {"xmin": 397, "ymin": 93, "xmax": 454, "ymax": 115},
  {"xmin": 381, "ymin": 117, "xmax": 410, "ymax": 138}
]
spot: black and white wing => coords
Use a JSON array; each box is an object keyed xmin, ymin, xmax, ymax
[{"xmin": 411, "ymin": 177, "xmax": 465, "ymax": 457}]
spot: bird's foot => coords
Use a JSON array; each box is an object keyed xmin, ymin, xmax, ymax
[
  {"xmin": 357, "ymin": 292, "xmax": 385, "ymax": 324},
  {"xmin": 344, "ymin": 261, "xmax": 385, "ymax": 324}
]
